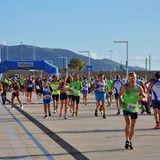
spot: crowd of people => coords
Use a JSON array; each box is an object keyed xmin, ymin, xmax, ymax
[{"xmin": 0, "ymin": 71, "xmax": 160, "ymax": 150}]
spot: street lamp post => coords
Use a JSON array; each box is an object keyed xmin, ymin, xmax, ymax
[
  {"xmin": 109, "ymin": 50, "xmax": 113, "ymax": 75},
  {"xmin": 33, "ymin": 40, "xmax": 36, "ymax": 61},
  {"xmin": 6, "ymin": 41, "xmax": 8, "ymax": 60},
  {"xmin": 79, "ymin": 51, "xmax": 91, "ymax": 81},
  {"xmin": 0, "ymin": 48, "xmax": 1, "ymax": 63},
  {"xmin": 113, "ymin": 41, "xmax": 128, "ymax": 79},
  {"xmin": 21, "ymin": 42, "xmax": 23, "ymax": 60},
  {"xmin": 59, "ymin": 57, "xmax": 68, "ymax": 77}
]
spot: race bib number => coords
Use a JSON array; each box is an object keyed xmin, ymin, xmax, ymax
[
  {"xmin": 127, "ymin": 103, "xmax": 136, "ymax": 111},
  {"xmin": 36, "ymin": 85, "xmax": 40, "ymax": 89},
  {"xmin": 28, "ymin": 84, "xmax": 33, "ymax": 88},
  {"xmin": 43, "ymin": 95, "xmax": 51, "ymax": 100},
  {"xmin": 53, "ymin": 89, "xmax": 57, "ymax": 92},
  {"xmin": 73, "ymin": 89, "xmax": 78, "ymax": 94},
  {"xmin": 100, "ymin": 87, "xmax": 105, "ymax": 91}
]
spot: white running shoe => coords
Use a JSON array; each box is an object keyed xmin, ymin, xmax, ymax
[
  {"xmin": 10, "ymin": 107, "xmax": 14, "ymax": 110},
  {"xmin": 21, "ymin": 105, "xmax": 24, "ymax": 110}
]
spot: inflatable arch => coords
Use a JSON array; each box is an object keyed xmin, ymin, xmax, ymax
[{"xmin": 0, "ymin": 60, "xmax": 58, "ymax": 76}]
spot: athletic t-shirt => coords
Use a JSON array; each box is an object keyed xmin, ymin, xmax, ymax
[
  {"xmin": 123, "ymin": 85, "xmax": 140, "ymax": 113},
  {"xmin": 151, "ymin": 79, "xmax": 160, "ymax": 101},
  {"xmin": 51, "ymin": 81, "xmax": 60, "ymax": 95},
  {"xmin": 95, "ymin": 81, "xmax": 106, "ymax": 95},
  {"xmin": 113, "ymin": 80, "xmax": 122, "ymax": 94},
  {"xmin": 106, "ymin": 80, "xmax": 113, "ymax": 92},
  {"xmin": 70, "ymin": 81, "xmax": 82, "ymax": 96}
]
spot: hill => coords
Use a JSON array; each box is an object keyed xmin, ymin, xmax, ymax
[{"xmin": 0, "ymin": 45, "xmax": 144, "ymax": 71}]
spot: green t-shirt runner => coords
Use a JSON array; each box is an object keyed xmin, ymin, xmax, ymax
[
  {"xmin": 106, "ymin": 80, "xmax": 113, "ymax": 92},
  {"xmin": 70, "ymin": 81, "xmax": 82, "ymax": 96},
  {"xmin": 19, "ymin": 78, "xmax": 25, "ymax": 86},
  {"xmin": 123, "ymin": 86, "xmax": 140, "ymax": 113},
  {"xmin": 51, "ymin": 81, "xmax": 60, "ymax": 95}
]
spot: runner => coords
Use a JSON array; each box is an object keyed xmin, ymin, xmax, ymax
[
  {"xmin": 70, "ymin": 75, "xmax": 82, "ymax": 116},
  {"xmin": 19, "ymin": 75, "xmax": 25, "ymax": 95},
  {"xmin": 35, "ymin": 77, "xmax": 43, "ymax": 100},
  {"xmin": 94, "ymin": 73, "xmax": 108, "ymax": 119},
  {"xmin": 42, "ymin": 78, "xmax": 53, "ymax": 119},
  {"xmin": 1, "ymin": 78, "xmax": 9, "ymax": 104},
  {"xmin": 66, "ymin": 75, "xmax": 73, "ymax": 113},
  {"xmin": 10, "ymin": 77, "xmax": 23, "ymax": 110},
  {"xmin": 50, "ymin": 75, "xmax": 60, "ymax": 113},
  {"xmin": 139, "ymin": 80, "xmax": 150, "ymax": 115},
  {"xmin": 25, "ymin": 75, "xmax": 34, "ymax": 102},
  {"xmin": 119, "ymin": 72, "xmax": 146, "ymax": 150},
  {"xmin": 111, "ymin": 74, "xmax": 123, "ymax": 115},
  {"xmin": 106, "ymin": 76, "xmax": 113, "ymax": 107},
  {"xmin": 58, "ymin": 77, "xmax": 69, "ymax": 119},
  {"xmin": 82, "ymin": 77, "xmax": 90, "ymax": 105},
  {"xmin": 0, "ymin": 82, "xmax": 4, "ymax": 102},
  {"xmin": 147, "ymin": 71, "xmax": 160, "ymax": 129}
]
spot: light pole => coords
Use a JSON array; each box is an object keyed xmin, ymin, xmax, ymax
[
  {"xmin": 59, "ymin": 57, "xmax": 68, "ymax": 77},
  {"xmin": 0, "ymin": 48, "xmax": 1, "ymax": 63},
  {"xmin": 20, "ymin": 42, "xmax": 23, "ymax": 60},
  {"xmin": 79, "ymin": 51, "xmax": 91, "ymax": 81},
  {"xmin": 6, "ymin": 41, "xmax": 8, "ymax": 60},
  {"xmin": 33, "ymin": 40, "xmax": 36, "ymax": 61},
  {"xmin": 113, "ymin": 41, "xmax": 128, "ymax": 79},
  {"xmin": 109, "ymin": 50, "xmax": 113, "ymax": 74}
]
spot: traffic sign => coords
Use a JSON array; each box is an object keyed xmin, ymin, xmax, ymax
[{"xmin": 86, "ymin": 65, "xmax": 92, "ymax": 71}]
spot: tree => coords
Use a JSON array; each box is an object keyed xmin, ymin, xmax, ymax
[{"xmin": 68, "ymin": 58, "xmax": 86, "ymax": 72}]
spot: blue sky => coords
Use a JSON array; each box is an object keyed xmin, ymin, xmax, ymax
[{"xmin": 0, "ymin": 0, "xmax": 160, "ymax": 70}]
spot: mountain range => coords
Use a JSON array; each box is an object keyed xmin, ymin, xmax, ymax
[{"xmin": 0, "ymin": 45, "xmax": 144, "ymax": 71}]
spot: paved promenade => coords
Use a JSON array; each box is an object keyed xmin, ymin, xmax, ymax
[{"xmin": 0, "ymin": 92, "xmax": 159, "ymax": 160}]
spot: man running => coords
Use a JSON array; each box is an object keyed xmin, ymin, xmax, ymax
[
  {"xmin": 94, "ymin": 73, "xmax": 108, "ymax": 119},
  {"xmin": 147, "ymin": 71, "xmax": 160, "ymax": 129},
  {"xmin": 70, "ymin": 75, "xmax": 82, "ymax": 116},
  {"xmin": 50, "ymin": 75, "xmax": 60, "ymax": 113},
  {"xmin": 106, "ymin": 76, "xmax": 113, "ymax": 107},
  {"xmin": 111, "ymin": 75, "xmax": 123, "ymax": 115},
  {"xmin": 119, "ymin": 72, "xmax": 146, "ymax": 150}
]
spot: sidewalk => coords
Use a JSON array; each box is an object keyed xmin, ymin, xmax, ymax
[{"xmin": 0, "ymin": 92, "xmax": 159, "ymax": 160}]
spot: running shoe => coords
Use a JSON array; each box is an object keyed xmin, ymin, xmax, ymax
[
  {"xmin": 116, "ymin": 109, "xmax": 121, "ymax": 115},
  {"xmin": 95, "ymin": 109, "xmax": 98, "ymax": 117},
  {"xmin": 9, "ymin": 106, "xmax": 14, "ymax": 110},
  {"xmin": 20, "ymin": 105, "xmax": 24, "ymax": 110},
  {"xmin": 72, "ymin": 112, "xmax": 75, "ymax": 116},
  {"xmin": 43, "ymin": 115, "xmax": 48, "ymax": 119},
  {"xmin": 54, "ymin": 109, "xmax": 57, "ymax": 113},
  {"xmin": 75, "ymin": 112, "xmax": 79, "ymax": 117},
  {"xmin": 125, "ymin": 141, "xmax": 130, "ymax": 149},
  {"xmin": 153, "ymin": 124, "xmax": 160, "ymax": 129},
  {"xmin": 147, "ymin": 111, "xmax": 151, "ymax": 115},
  {"xmin": 56, "ymin": 106, "xmax": 58, "ymax": 112},
  {"xmin": 103, "ymin": 114, "xmax": 106, "ymax": 119},
  {"xmin": 49, "ymin": 113, "xmax": 51, "ymax": 117},
  {"xmin": 129, "ymin": 142, "xmax": 133, "ymax": 150},
  {"xmin": 64, "ymin": 115, "xmax": 67, "ymax": 119}
]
